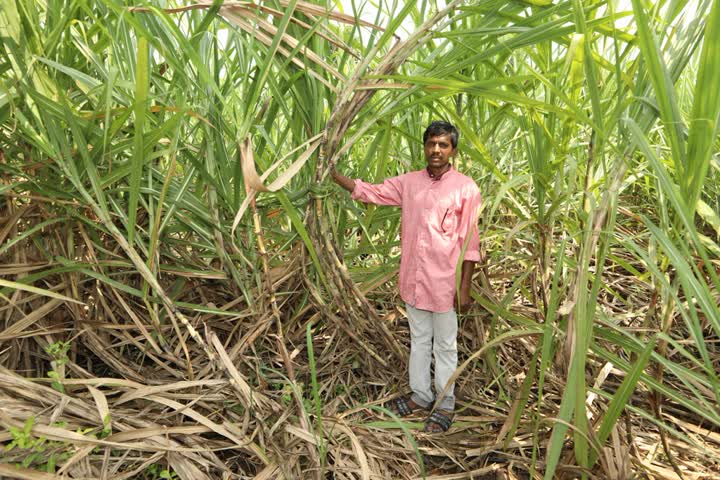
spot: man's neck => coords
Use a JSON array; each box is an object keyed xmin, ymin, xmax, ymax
[{"xmin": 427, "ymin": 164, "xmax": 451, "ymax": 180}]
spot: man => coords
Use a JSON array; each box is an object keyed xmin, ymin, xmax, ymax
[{"xmin": 330, "ymin": 121, "xmax": 481, "ymax": 433}]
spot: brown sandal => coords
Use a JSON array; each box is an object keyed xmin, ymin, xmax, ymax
[
  {"xmin": 424, "ymin": 410, "xmax": 454, "ymax": 433},
  {"xmin": 388, "ymin": 396, "xmax": 427, "ymax": 417}
]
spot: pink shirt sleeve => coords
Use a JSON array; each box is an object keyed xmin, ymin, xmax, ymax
[
  {"xmin": 459, "ymin": 186, "xmax": 481, "ymax": 262},
  {"xmin": 351, "ymin": 176, "xmax": 404, "ymax": 206}
]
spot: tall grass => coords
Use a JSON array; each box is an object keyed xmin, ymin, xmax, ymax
[{"xmin": 1, "ymin": 0, "xmax": 719, "ymax": 478}]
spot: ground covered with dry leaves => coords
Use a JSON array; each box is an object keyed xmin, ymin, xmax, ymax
[{"xmin": 1, "ymin": 206, "xmax": 719, "ymax": 480}]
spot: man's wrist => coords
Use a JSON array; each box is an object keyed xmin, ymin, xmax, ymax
[{"xmin": 330, "ymin": 168, "xmax": 356, "ymax": 192}]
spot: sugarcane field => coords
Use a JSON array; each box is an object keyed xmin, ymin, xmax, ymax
[{"xmin": 1, "ymin": 0, "xmax": 720, "ymax": 478}]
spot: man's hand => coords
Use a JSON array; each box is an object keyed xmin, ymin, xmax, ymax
[
  {"xmin": 455, "ymin": 260, "xmax": 476, "ymax": 314},
  {"xmin": 330, "ymin": 165, "xmax": 356, "ymax": 193},
  {"xmin": 454, "ymin": 291, "xmax": 473, "ymax": 314}
]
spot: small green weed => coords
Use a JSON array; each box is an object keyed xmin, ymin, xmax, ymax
[
  {"xmin": 45, "ymin": 340, "xmax": 70, "ymax": 394},
  {"xmin": 45, "ymin": 340, "xmax": 70, "ymax": 362},
  {"xmin": 145, "ymin": 463, "xmax": 179, "ymax": 479},
  {"xmin": 4, "ymin": 416, "xmax": 72, "ymax": 473}
]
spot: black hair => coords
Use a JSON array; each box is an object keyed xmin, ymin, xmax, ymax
[{"xmin": 423, "ymin": 121, "xmax": 459, "ymax": 148}]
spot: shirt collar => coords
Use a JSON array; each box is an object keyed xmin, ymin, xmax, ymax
[{"xmin": 425, "ymin": 164, "xmax": 453, "ymax": 181}]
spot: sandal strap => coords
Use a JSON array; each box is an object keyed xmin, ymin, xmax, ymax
[
  {"xmin": 393, "ymin": 396, "xmax": 412, "ymax": 416},
  {"xmin": 427, "ymin": 411, "xmax": 453, "ymax": 431}
]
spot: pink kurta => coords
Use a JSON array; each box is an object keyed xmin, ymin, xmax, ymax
[{"xmin": 351, "ymin": 167, "xmax": 481, "ymax": 312}]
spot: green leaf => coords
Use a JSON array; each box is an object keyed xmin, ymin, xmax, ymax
[
  {"xmin": 685, "ymin": 0, "xmax": 720, "ymax": 210},
  {"xmin": 129, "ymin": 35, "xmax": 150, "ymax": 245},
  {"xmin": 0, "ymin": 278, "xmax": 84, "ymax": 305},
  {"xmin": 630, "ymin": 0, "xmax": 687, "ymax": 184},
  {"xmin": 589, "ymin": 337, "xmax": 657, "ymax": 467}
]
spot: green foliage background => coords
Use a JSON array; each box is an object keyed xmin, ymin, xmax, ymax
[{"xmin": 1, "ymin": 0, "xmax": 719, "ymax": 478}]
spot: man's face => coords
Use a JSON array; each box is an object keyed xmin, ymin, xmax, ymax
[{"xmin": 424, "ymin": 134, "xmax": 457, "ymax": 170}]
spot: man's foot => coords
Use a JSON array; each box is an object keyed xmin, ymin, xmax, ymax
[
  {"xmin": 388, "ymin": 395, "xmax": 427, "ymax": 417},
  {"xmin": 424, "ymin": 410, "xmax": 454, "ymax": 433}
]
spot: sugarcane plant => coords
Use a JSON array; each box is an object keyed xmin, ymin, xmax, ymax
[{"xmin": 1, "ymin": 0, "xmax": 719, "ymax": 478}]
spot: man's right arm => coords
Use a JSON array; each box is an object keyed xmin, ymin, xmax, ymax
[
  {"xmin": 330, "ymin": 166, "xmax": 356, "ymax": 193},
  {"xmin": 331, "ymin": 166, "xmax": 403, "ymax": 206}
]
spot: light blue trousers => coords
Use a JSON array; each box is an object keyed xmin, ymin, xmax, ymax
[{"xmin": 406, "ymin": 304, "xmax": 457, "ymax": 411}]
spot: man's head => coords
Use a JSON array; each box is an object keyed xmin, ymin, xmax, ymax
[
  {"xmin": 423, "ymin": 121, "xmax": 458, "ymax": 172},
  {"xmin": 423, "ymin": 121, "xmax": 459, "ymax": 149}
]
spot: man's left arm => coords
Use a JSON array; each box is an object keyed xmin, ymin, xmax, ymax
[
  {"xmin": 455, "ymin": 185, "xmax": 482, "ymax": 313},
  {"xmin": 456, "ymin": 260, "xmax": 475, "ymax": 313}
]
